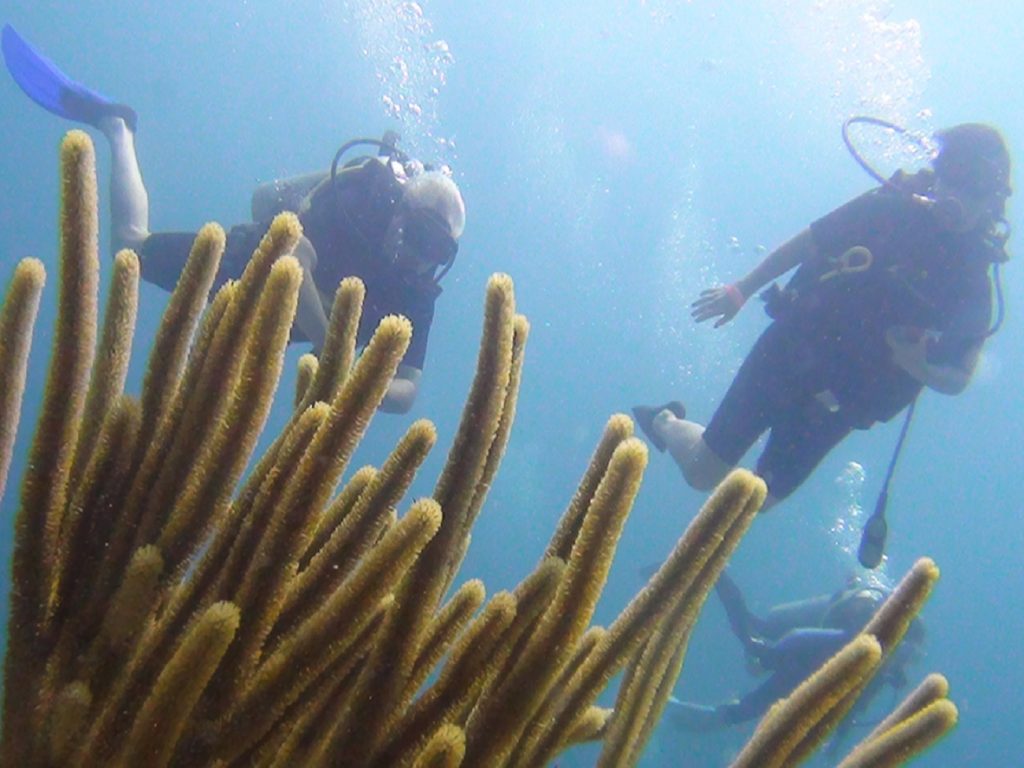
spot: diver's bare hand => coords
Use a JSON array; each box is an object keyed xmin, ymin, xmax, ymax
[
  {"xmin": 885, "ymin": 325, "xmax": 930, "ymax": 373},
  {"xmin": 691, "ymin": 284, "xmax": 746, "ymax": 327}
]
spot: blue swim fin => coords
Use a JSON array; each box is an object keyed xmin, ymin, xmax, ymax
[{"xmin": 2, "ymin": 24, "xmax": 136, "ymax": 130}]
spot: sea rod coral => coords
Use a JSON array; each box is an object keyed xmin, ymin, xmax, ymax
[{"xmin": 0, "ymin": 131, "xmax": 955, "ymax": 767}]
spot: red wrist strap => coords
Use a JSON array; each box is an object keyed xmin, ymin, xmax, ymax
[{"xmin": 725, "ymin": 283, "xmax": 746, "ymax": 310}]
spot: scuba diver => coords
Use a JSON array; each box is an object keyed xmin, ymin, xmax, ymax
[
  {"xmin": 633, "ymin": 119, "xmax": 1011, "ymax": 525},
  {"xmin": 2, "ymin": 24, "xmax": 466, "ymax": 414},
  {"xmin": 668, "ymin": 571, "xmax": 925, "ymax": 733}
]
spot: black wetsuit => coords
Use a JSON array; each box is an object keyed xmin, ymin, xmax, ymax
[
  {"xmin": 702, "ymin": 184, "xmax": 996, "ymax": 499},
  {"xmin": 138, "ymin": 159, "xmax": 440, "ymax": 370},
  {"xmin": 670, "ymin": 577, "xmax": 898, "ymax": 728},
  {"xmin": 717, "ymin": 579, "xmax": 886, "ymax": 724}
]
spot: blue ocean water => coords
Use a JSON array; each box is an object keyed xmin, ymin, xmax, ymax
[{"xmin": 0, "ymin": 1, "xmax": 1020, "ymax": 765}]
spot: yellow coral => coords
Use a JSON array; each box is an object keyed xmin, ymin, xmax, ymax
[
  {"xmin": 838, "ymin": 698, "xmax": 958, "ymax": 768},
  {"xmin": 0, "ymin": 258, "xmax": 44, "ymax": 501},
  {"xmin": 733, "ymin": 635, "xmax": 884, "ymax": 768},
  {"xmin": 0, "ymin": 131, "xmax": 958, "ymax": 768}
]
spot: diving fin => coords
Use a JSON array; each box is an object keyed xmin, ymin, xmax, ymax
[
  {"xmin": 2, "ymin": 24, "xmax": 136, "ymax": 130},
  {"xmin": 631, "ymin": 401, "xmax": 686, "ymax": 453}
]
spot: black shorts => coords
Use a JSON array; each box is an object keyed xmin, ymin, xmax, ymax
[
  {"xmin": 702, "ymin": 322, "xmax": 853, "ymax": 500},
  {"xmin": 137, "ymin": 222, "xmax": 270, "ymax": 293}
]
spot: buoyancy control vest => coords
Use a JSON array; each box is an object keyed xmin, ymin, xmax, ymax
[{"xmin": 762, "ymin": 170, "xmax": 1003, "ymax": 328}]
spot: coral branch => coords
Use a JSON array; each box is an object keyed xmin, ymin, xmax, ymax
[
  {"xmin": 838, "ymin": 698, "xmax": 958, "ymax": 768},
  {"xmin": 0, "ymin": 130, "xmax": 960, "ymax": 768},
  {"xmin": 732, "ymin": 635, "xmax": 883, "ymax": 768},
  {"xmin": 0, "ymin": 258, "xmax": 44, "ymax": 501},
  {"xmin": 4, "ymin": 131, "xmax": 99, "ymax": 767}
]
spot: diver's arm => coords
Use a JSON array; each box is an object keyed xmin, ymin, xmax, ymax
[
  {"xmin": 752, "ymin": 627, "xmax": 850, "ymax": 670},
  {"xmin": 759, "ymin": 593, "xmax": 836, "ymax": 640},
  {"xmin": 692, "ymin": 229, "xmax": 818, "ymax": 327},
  {"xmin": 380, "ymin": 364, "xmax": 421, "ymax": 414},
  {"xmin": 292, "ymin": 236, "xmax": 330, "ymax": 352},
  {"xmin": 737, "ymin": 228, "xmax": 818, "ymax": 299},
  {"xmin": 885, "ymin": 328, "xmax": 980, "ymax": 395}
]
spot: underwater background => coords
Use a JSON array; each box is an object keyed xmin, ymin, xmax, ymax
[{"xmin": 0, "ymin": 1, "xmax": 1020, "ymax": 765}]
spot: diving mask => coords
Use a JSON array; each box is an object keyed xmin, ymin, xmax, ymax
[
  {"xmin": 914, "ymin": 175, "xmax": 1005, "ymax": 233},
  {"xmin": 401, "ymin": 206, "xmax": 459, "ymax": 274}
]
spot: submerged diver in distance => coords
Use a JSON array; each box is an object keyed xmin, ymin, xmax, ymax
[
  {"xmin": 668, "ymin": 570, "xmax": 924, "ymax": 733},
  {"xmin": 2, "ymin": 23, "xmax": 467, "ymax": 414},
  {"xmin": 634, "ymin": 120, "xmax": 1011, "ymax": 509}
]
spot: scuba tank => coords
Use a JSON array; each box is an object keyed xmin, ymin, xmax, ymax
[{"xmin": 250, "ymin": 131, "xmax": 413, "ymax": 223}]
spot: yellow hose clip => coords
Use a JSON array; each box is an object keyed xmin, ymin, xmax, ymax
[{"xmin": 820, "ymin": 245, "xmax": 874, "ymax": 281}]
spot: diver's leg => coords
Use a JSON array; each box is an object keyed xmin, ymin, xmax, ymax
[
  {"xmin": 716, "ymin": 570, "xmax": 769, "ymax": 646},
  {"xmin": 645, "ymin": 322, "xmax": 797, "ymax": 493},
  {"xmin": 97, "ymin": 116, "xmax": 150, "ymax": 253},
  {"xmin": 657, "ymin": 411, "xmax": 734, "ymax": 491},
  {"xmin": 756, "ymin": 399, "xmax": 853, "ymax": 504},
  {"xmin": 701, "ymin": 322, "xmax": 812, "ymax": 501},
  {"xmin": 666, "ymin": 698, "xmax": 730, "ymax": 730},
  {"xmin": 668, "ymin": 688, "xmax": 772, "ymax": 730},
  {"xmin": 291, "ymin": 236, "xmax": 330, "ymax": 352},
  {"xmin": 723, "ymin": 672, "xmax": 802, "ymax": 724},
  {"xmin": 672, "ymin": 341, "xmax": 775, "ymax": 492}
]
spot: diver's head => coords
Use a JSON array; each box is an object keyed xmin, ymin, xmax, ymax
[
  {"xmin": 823, "ymin": 586, "xmax": 888, "ymax": 633},
  {"xmin": 386, "ymin": 171, "xmax": 466, "ymax": 279},
  {"xmin": 824, "ymin": 584, "xmax": 927, "ymax": 687},
  {"xmin": 930, "ymin": 123, "xmax": 1012, "ymax": 233}
]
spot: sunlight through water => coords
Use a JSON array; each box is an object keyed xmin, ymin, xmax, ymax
[{"xmin": 341, "ymin": 0, "xmax": 457, "ymax": 162}]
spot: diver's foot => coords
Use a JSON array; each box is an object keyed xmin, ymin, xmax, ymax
[
  {"xmin": 61, "ymin": 89, "xmax": 138, "ymax": 132},
  {"xmin": 631, "ymin": 401, "xmax": 686, "ymax": 453},
  {"xmin": 666, "ymin": 698, "xmax": 727, "ymax": 730},
  {"xmin": 96, "ymin": 113, "xmax": 137, "ymax": 148}
]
